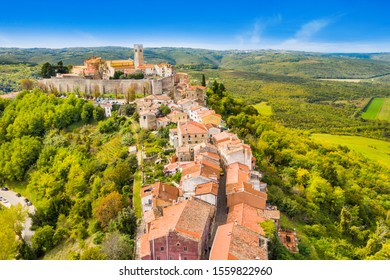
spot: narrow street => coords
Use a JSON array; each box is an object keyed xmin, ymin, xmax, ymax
[{"xmin": 206, "ymin": 165, "xmax": 227, "ymax": 259}]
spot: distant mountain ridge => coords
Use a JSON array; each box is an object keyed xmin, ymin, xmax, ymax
[{"xmin": 1, "ymin": 46, "xmax": 390, "ymax": 79}]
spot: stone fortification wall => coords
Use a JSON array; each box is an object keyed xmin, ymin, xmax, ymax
[{"xmin": 40, "ymin": 76, "xmax": 174, "ymax": 95}]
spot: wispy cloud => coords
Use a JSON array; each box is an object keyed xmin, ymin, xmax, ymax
[
  {"xmin": 236, "ymin": 14, "xmax": 282, "ymax": 48},
  {"xmin": 277, "ymin": 17, "xmax": 335, "ymax": 51},
  {"xmin": 294, "ymin": 19, "xmax": 332, "ymax": 41}
]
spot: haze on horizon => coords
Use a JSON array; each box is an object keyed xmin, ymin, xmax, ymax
[{"xmin": 1, "ymin": 0, "xmax": 390, "ymax": 53}]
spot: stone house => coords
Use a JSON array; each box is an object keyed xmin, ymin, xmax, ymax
[
  {"xmin": 177, "ymin": 121, "xmax": 208, "ymax": 147},
  {"xmin": 140, "ymin": 199, "xmax": 215, "ymax": 260},
  {"xmin": 194, "ymin": 182, "xmax": 218, "ymax": 206},
  {"xmin": 141, "ymin": 182, "xmax": 180, "ymax": 213},
  {"xmin": 139, "ymin": 111, "xmax": 157, "ymax": 130},
  {"xmin": 167, "ymin": 110, "xmax": 188, "ymax": 124}
]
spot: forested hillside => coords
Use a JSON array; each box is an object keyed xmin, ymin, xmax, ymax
[{"xmin": 0, "ymin": 91, "xmax": 138, "ymax": 260}]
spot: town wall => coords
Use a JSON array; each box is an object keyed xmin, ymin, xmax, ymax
[{"xmin": 40, "ymin": 76, "xmax": 174, "ymax": 96}]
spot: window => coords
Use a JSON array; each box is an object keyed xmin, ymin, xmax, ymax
[
  {"xmin": 184, "ymin": 246, "xmax": 188, "ymax": 252},
  {"xmin": 156, "ymin": 256, "xmax": 160, "ymax": 260},
  {"xmin": 169, "ymin": 256, "xmax": 173, "ymax": 260},
  {"xmin": 176, "ymin": 243, "xmax": 180, "ymax": 247},
  {"xmin": 160, "ymin": 247, "xmax": 164, "ymax": 251},
  {"xmin": 183, "ymin": 257, "xmax": 187, "ymax": 260}
]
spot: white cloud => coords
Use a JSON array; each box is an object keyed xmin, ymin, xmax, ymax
[
  {"xmin": 294, "ymin": 19, "xmax": 331, "ymax": 41},
  {"xmin": 236, "ymin": 14, "xmax": 282, "ymax": 48}
]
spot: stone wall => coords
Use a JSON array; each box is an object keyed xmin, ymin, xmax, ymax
[{"xmin": 40, "ymin": 76, "xmax": 174, "ymax": 96}]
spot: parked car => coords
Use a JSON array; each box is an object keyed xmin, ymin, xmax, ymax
[
  {"xmin": 1, "ymin": 187, "xmax": 9, "ymax": 191},
  {"xmin": 16, "ymin": 193, "xmax": 21, "ymax": 197},
  {"xmin": 24, "ymin": 198, "xmax": 29, "ymax": 203},
  {"xmin": 26, "ymin": 201, "xmax": 32, "ymax": 206}
]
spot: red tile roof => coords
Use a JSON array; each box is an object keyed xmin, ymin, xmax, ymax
[
  {"xmin": 178, "ymin": 121, "xmax": 208, "ymax": 135},
  {"xmin": 227, "ymin": 203, "xmax": 265, "ymax": 235},
  {"xmin": 195, "ymin": 182, "xmax": 219, "ymax": 196},
  {"xmin": 147, "ymin": 199, "xmax": 215, "ymax": 242},
  {"xmin": 210, "ymin": 223, "xmax": 267, "ymax": 260}
]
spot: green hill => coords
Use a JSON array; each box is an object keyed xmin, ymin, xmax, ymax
[{"xmin": 2, "ymin": 47, "xmax": 390, "ymax": 79}]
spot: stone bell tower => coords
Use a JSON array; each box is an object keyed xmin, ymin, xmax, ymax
[{"xmin": 134, "ymin": 44, "xmax": 144, "ymax": 68}]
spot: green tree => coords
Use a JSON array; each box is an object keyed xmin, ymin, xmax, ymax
[
  {"xmin": 101, "ymin": 231, "xmax": 133, "ymax": 260},
  {"xmin": 201, "ymin": 74, "xmax": 206, "ymax": 86},
  {"xmin": 159, "ymin": 104, "xmax": 171, "ymax": 116},
  {"xmin": 93, "ymin": 191, "xmax": 123, "ymax": 229},
  {"xmin": 80, "ymin": 247, "xmax": 107, "ymax": 260},
  {"xmin": 31, "ymin": 225, "xmax": 56, "ymax": 257},
  {"xmin": 125, "ymin": 86, "xmax": 136, "ymax": 103},
  {"xmin": 93, "ymin": 105, "xmax": 105, "ymax": 121},
  {"xmin": 81, "ymin": 102, "xmax": 94, "ymax": 123},
  {"xmin": 0, "ymin": 205, "xmax": 27, "ymax": 260},
  {"xmin": 21, "ymin": 79, "xmax": 34, "ymax": 90},
  {"xmin": 40, "ymin": 62, "xmax": 55, "ymax": 78},
  {"xmin": 113, "ymin": 207, "xmax": 137, "ymax": 237}
]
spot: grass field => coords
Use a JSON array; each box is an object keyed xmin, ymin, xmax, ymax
[
  {"xmin": 311, "ymin": 134, "xmax": 390, "ymax": 169},
  {"xmin": 362, "ymin": 98, "xmax": 390, "ymax": 121},
  {"xmin": 133, "ymin": 171, "xmax": 142, "ymax": 219},
  {"xmin": 377, "ymin": 98, "xmax": 390, "ymax": 121},
  {"xmin": 253, "ymin": 102, "xmax": 273, "ymax": 116}
]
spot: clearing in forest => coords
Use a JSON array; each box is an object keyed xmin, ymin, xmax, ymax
[{"xmin": 311, "ymin": 134, "xmax": 390, "ymax": 169}]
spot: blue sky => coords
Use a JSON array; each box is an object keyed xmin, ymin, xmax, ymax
[{"xmin": 1, "ymin": 0, "xmax": 390, "ymax": 52}]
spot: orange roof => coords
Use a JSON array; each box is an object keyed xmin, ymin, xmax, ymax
[
  {"xmin": 210, "ymin": 223, "xmax": 268, "ymax": 260},
  {"xmin": 178, "ymin": 121, "xmax": 208, "ymax": 135},
  {"xmin": 141, "ymin": 182, "xmax": 179, "ymax": 202},
  {"xmin": 197, "ymin": 110, "xmax": 217, "ymax": 118},
  {"xmin": 147, "ymin": 199, "xmax": 214, "ymax": 242},
  {"xmin": 209, "ymin": 223, "xmax": 233, "ymax": 260},
  {"xmin": 188, "ymin": 85, "xmax": 206, "ymax": 91},
  {"xmin": 157, "ymin": 117, "xmax": 170, "ymax": 122},
  {"xmin": 140, "ymin": 234, "xmax": 151, "ymax": 259},
  {"xmin": 227, "ymin": 203, "xmax": 265, "ymax": 235},
  {"xmin": 200, "ymin": 151, "xmax": 220, "ymax": 160},
  {"xmin": 212, "ymin": 131, "xmax": 238, "ymax": 143},
  {"xmin": 189, "ymin": 105, "xmax": 205, "ymax": 112},
  {"xmin": 181, "ymin": 161, "xmax": 219, "ymax": 182},
  {"xmin": 137, "ymin": 64, "xmax": 155, "ymax": 69},
  {"xmin": 226, "ymin": 162, "xmax": 250, "ymax": 188},
  {"xmin": 195, "ymin": 182, "xmax": 219, "ymax": 196}
]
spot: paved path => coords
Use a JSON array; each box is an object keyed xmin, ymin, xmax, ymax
[{"xmin": 0, "ymin": 189, "xmax": 35, "ymax": 243}]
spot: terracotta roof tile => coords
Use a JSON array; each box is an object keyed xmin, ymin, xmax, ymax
[
  {"xmin": 140, "ymin": 234, "xmax": 151, "ymax": 259},
  {"xmin": 227, "ymin": 203, "xmax": 265, "ymax": 235},
  {"xmin": 178, "ymin": 121, "xmax": 208, "ymax": 135},
  {"xmin": 195, "ymin": 182, "xmax": 219, "ymax": 196},
  {"xmin": 147, "ymin": 199, "xmax": 214, "ymax": 242},
  {"xmin": 210, "ymin": 223, "xmax": 267, "ymax": 260}
]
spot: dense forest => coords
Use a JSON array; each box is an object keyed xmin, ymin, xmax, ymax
[
  {"xmin": 206, "ymin": 81, "xmax": 390, "ymax": 260},
  {"xmin": 0, "ymin": 91, "xmax": 139, "ymax": 259}
]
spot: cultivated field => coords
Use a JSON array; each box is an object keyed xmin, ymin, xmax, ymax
[
  {"xmin": 253, "ymin": 102, "xmax": 273, "ymax": 116},
  {"xmin": 311, "ymin": 134, "xmax": 390, "ymax": 169},
  {"xmin": 362, "ymin": 98, "xmax": 390, "ymax": 121}
]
